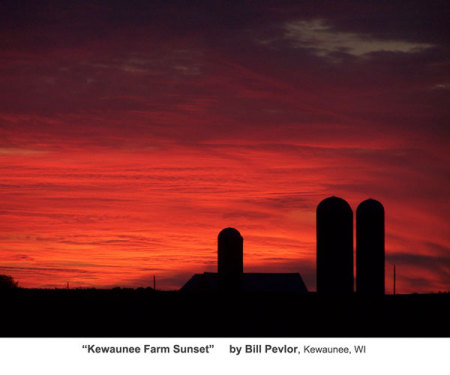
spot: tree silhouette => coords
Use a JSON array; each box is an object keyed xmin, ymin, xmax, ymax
[{"xmin": 0, "ymin": 275, "xmax": 19, "ymax": 289}]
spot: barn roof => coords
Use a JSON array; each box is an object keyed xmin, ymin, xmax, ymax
[{"xmin": 181, "ymin": 272, "xmax": 307, "ymax": 293}]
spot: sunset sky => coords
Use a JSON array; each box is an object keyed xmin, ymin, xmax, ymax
[{"xmin": 1, "ymin": 1, "xmax": 449, "ymax": 293}]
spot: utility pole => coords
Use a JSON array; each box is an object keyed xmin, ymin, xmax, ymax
[
  {"xmin": 153, "ymin": 275, "xmax": 156, "ymax": 290},
  {"xmin": 393, "ymin": 265, "xmax": 396, "ymax": 295}
]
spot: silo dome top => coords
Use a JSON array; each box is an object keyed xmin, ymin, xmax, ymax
[
  {"xmin": 317, "ymin": 196, "xmax": 352, "ymax": 214},
  {"xmin": 218, "ymin": 227, "xmax": 242, "ymax": 240},
  {"xmin": 357, "ymin": 199, "xmax": 384, "ymax": 214}
]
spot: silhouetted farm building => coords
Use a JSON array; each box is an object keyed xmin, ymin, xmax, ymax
[
  {"xmin": 316, "ymin": 196, "xmax": 386, "ymax": 295},
  {"xmin": 183, "ymin": 196, "xmax": 386, "ymax": 295},
  {"xmin": 316, "ymin": 196, "xmax": 353, "ymax": 294},
  {"xmin": 357, "ymin": 199, "xmax": 385, "ymax": 295},
  {"xmin": 182, "ymin": 227, "xmax": 308, "ymax": 293},
  {"xmin": 218, "ymin": 227, "xmax": 243, "ymax": 292},
  {"xmin": 182, "ymin": 272, "xmax": 307, "ymax": 293}
]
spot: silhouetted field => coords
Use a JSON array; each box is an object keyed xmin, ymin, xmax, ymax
[{"xmin": 1, "ymin": 289, "xmax": 448, "ymax": 337}]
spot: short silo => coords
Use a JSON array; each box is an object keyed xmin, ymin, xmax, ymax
[{"xmin": 218, "ymin": 227, "xmax": 243, "ymax": 292}]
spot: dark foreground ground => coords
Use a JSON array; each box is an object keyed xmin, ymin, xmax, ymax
[{"xmin": 1, "ymin": 289, "xmax": 449, "ymax": 337}]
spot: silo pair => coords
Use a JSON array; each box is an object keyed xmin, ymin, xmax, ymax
[{"xmin": 316, "ymin": 197, "xmax": 385, "ymax": 295}]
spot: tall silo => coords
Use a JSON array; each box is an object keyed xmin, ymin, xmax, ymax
[
  {"xmin": 356, "ymin": 199, "xmax": 385, "ymax": 295},
  {"xmin": 218, "ymin": 227, "xmax": 243, "ymax": 292},
  {"xmin": 316, "ymin": 197, "xmax": 353, "ymax": 294}
]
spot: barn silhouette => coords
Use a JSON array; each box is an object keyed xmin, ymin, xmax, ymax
[{"xmin": 182, "ymin": 227, "xmax": 308, "ymax": 293}]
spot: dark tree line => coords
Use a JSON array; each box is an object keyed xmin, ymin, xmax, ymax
[{"xmin": 0, "ymin": 275, "xmax": 18, "ymax": 289}]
